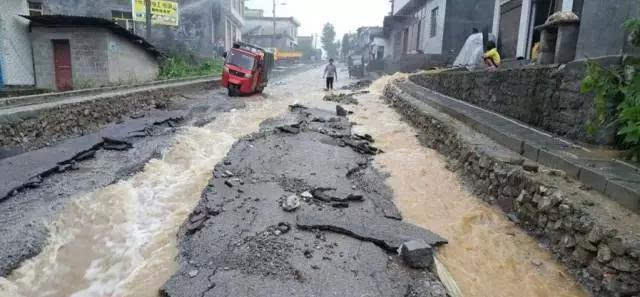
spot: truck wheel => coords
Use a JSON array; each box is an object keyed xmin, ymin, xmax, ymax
[{"xmin": 228, "ymin": 87, "xmax": 236, "ymax": 97}]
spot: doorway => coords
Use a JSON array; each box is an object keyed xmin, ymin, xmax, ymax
[{"xmin": 53, "ymin": 40, "xmax": 72, "ymax": 91}]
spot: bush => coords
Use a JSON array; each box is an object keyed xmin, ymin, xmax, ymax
[
  {"xmin": 582, "ymin": 19, "xmax": 640, "ymax": 161},
  {"xmin": 158, "ymin": 55, "xmax": 223, "ymax": 80}
]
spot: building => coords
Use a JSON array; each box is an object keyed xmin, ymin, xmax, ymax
[
  {"xmin": 496, "ymin": 0, "xmax": 640, "ymax": 61},
  {"xmin": 18, "ymin": 0, "xmax": 245, "ymax": 60},
  {"xmin": 243, "ymin": 13, "xmax": 300, "ymax": 50},
  {"xmin": 25, "ymin": 15, "xmax": 160, "ymax": 91},
  {"xmin": 0, "ymin": 0, "xmax": 35, "ymax": 87},
  {"xmin": 352, "ymin": 27, "xmax": 384, "ymax": 61},
  {"xmin": 385, "ymin": 0, "xmax": 495, "ymax": 67}
]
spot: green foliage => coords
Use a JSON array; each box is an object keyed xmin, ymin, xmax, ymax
[
  {"xmin": 321, "ymin": 23, "xmax": 339, "ymax": 59},
  {"xmin": 158, "ymin": 55, "xmax": 223, "ymax": 80},
  {"xmin": 582, "ymin": 20, "xmax": 640, "ymax": 160}
]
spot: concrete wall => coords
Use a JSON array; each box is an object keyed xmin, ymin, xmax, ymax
[
  {"xmin": 423, "ymin": 0, "xmax": 447, "ymax": 55},
  {"xmin": 0, "ymin": 0, "xmax": 35, "ymax": 86},
  {"xmin": 409, "ymin": 61, "xmax": 613, "ymax": 145},
  {"xmin": 244, "ymin": 18, "xmax": 298, "ymax": 43},
  {"xmin": 442, "ymin": 0, "xmax": 496, "ymax": 62},
  {"xmin": 575, "ymin": 0, "xmax": 640, "ymax": 59},
  {"xmin": 107, "ymin": 33, "xmax": 159, "ymax": 84}
]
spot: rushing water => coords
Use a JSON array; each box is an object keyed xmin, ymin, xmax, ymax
[
  {"xmin": 0, "ymin": 69, "xmax": 587, "ymax": 297},
  {"xmin": 352, "ymin": 75, "xmax": 589, "ymax": 297}
]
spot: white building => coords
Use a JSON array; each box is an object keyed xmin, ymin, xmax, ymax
[{"xmin": 0, "ymin": 0, "xmax": 35, "ymax": 87}]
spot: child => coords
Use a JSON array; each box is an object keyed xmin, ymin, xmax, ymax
[{"xmin": 483, "ymin": 41, "xmax": 501, "ymax": 70}]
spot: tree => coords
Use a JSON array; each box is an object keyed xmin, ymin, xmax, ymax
[
  {"xmin": 321, "ymin": 23, "xmax": 339, "ymax": 59},
  {"xmin": 341, "ymin": 34, "xmax": 351, "ymax": 59}
]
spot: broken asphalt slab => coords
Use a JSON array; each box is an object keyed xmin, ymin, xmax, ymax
[
  {"xmin": 296, "ymin": 208, "xmax": 446, "ymax": 252},
  {"xmin": 162, "ymin": 106, "xmax": 448, "ymax": 297}
]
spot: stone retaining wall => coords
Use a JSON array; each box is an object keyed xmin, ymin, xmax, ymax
[
  {"xmin": 0, "ymin": 79, "xmax": 217, "ymax": 152},
  {"xmin": 384, "ymin": 81, "xmax": 640, "ymax": 297},
  {"xmin": 409, "ymin": 58, "xmax": 621, "ymax": 145}
]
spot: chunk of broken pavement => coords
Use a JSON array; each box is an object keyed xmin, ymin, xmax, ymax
[
  {"xmin": 282, "ymin": 195, "xmax": 301, "ymax": 212},
  {"xmin": 400, "ymin": 239, "xmax": 434, "ymax": 269},
  {"xmin": 336, "ymin": 105, "xmax": 348, "ymax": 117}
]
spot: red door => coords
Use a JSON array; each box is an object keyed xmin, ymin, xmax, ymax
[{"xmin": 53, "ymin": 40, "xmax": 73, "ymax": 91}]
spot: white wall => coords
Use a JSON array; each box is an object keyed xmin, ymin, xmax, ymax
[
  {"xmin": 0, "ymin": 0, "xmax": 35, "ymax": 86},
  {"xmin": 108, "ymin": 33, "xmax": 159, "ymax": 84},
  {"xmin": 422, "ymin": 0, "xmax": 447, "ymax": 55}
]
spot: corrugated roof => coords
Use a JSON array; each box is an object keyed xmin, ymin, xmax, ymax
[{"xmin": 21, "ymin": 15, "xmax": 162, "ymax": 57}]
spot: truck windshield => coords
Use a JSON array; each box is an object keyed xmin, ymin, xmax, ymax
[{"xmin": 226, "ymin": 50, "xmax": 255, "ymax": 70}]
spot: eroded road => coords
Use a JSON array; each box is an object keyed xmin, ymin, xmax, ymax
[{"xmin": 0, "ymin": 66, "xmax": 588, "ymax": 297}]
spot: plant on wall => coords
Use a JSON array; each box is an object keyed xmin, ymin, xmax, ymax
[{"xmin": 582, "ymin": 19, "xmax": 640, "ymax": 161}]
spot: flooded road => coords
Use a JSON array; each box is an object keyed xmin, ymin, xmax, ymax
[{"xmin": 0, "ymin": 68, "xmax": 587, "ymax": 297}]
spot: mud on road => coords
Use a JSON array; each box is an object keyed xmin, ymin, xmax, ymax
[{"xmin": 161, "ymin": 105, "xmax": 449, "ymax": 297}]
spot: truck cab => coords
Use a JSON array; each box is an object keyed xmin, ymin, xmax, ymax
[{"xmin": 221, "ymin": 42, "xmax": 274, "ymax": 96}]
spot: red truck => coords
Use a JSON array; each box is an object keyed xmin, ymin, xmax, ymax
[{"xmin": 221, "ymin": 42, "xmax": 275, "ymax": 96}]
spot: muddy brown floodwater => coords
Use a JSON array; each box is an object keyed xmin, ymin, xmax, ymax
[
  {"xmin": 351, "ymin": 75, "xmax": 589, "ymax": 297},
  {"xmin": 0, "ymin": 69, "xmax": 588, "ymax": 297}
]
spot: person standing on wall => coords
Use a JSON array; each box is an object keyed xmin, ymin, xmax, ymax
[{"xmin": 323, "ymin": 58, "xmax": 338, "ymax": 91}]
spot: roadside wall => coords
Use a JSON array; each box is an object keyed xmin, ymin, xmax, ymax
[
  {"xmin": 0, "ymin": 79, "xmax": 217, "ymax": 151},
  {"xmin": 0, "ymin": 0, "xmax": 35, "ymax": 86},
  {"xmin": 384, "ymin": 82, "xmax": 640, "ymax": 297},
  {"xmin": 409, "ymin": 59, "xmax": 617, "ymax": 145}
]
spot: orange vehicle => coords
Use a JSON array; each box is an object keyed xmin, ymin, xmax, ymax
[{"xmin": 221, "ymin": 42, "xmax": 274, "ymax": 96}]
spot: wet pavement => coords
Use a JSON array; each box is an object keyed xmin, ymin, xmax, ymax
[
  {"xmin": 161, "ymin": 106, "xmax": 448, "ymax": 297},
  {"xmin": 0, "ymin": 65, "xmax": 591, "ymax": 297}
]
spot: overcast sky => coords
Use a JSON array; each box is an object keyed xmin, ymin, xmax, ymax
[{"xmin": 244, "ymin": 0, "xmax": 391, "ymax": 43}]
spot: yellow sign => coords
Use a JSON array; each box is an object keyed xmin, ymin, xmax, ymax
[{"xmin": 132, "ymin": 0, "xmax": 179, "ymax": 26}]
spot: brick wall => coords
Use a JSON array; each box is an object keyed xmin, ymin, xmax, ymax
[{"xmin": 409, "ymin": 58, "xmax": 620, "ymax": 145}]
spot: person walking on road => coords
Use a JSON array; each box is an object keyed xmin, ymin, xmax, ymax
[{"xmin": 323, "ymin": 59, "xmax": 338, "ymax": 91}]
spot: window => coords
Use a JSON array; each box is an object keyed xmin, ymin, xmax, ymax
[
  {"xmin": 416, "ymin": 20, "xmax": 422, "ymax": 50},
  {"xmin": 430, "ymin": 7, "xmax": 439, "ymax": 37},
  {"xmin": 28, "ymin": 1, "xmax": 43, "ymax": 16},
  {"xmin": 112, "ymin": 10, "xmax": 135, "ymax": 33}
]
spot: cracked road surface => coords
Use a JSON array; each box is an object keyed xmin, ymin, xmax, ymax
[
  {"xmin": 161, "ymin": 106, "xmax": 448, "ymax": 297},
  {"xmin": 0, "ymin": 65, "xmax": 589, "ymax": 297}
]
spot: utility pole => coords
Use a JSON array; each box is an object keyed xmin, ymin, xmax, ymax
[
  {"xmin": 272, "ymin": 0, "xmax": 276, "ymax": 48},
  {"xmin": 145, "ymin": 0, "xmax": 152, "ymax": 40}
]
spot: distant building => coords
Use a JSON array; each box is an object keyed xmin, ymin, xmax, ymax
[
  {"xmin": 495, "ymin": 0, "xmax": 640, "ymax": 61},
  {"xmin": 245, "ymin": 8, "xmax": 264, "ymax": 18},
  {"xmin": 243, "ymin": 16, "xmax": 300, "ymax": 50},
  {"xmin": 353, "ymin": 27, "xmax": 384, "ymax": 61},
  {"xmin": 26, "ymin": 15, "xmax": 160, "ymax": 91},
  {"xmin": 384, "ymin": 0, "xmax": 496, "ymax": 70}
]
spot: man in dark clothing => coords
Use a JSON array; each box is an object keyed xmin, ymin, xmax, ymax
[{"xmin": 323, "ymin": 59, "xmax": 338, "ymax": 90}]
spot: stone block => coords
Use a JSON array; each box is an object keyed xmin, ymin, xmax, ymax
[
  {"xmin": 537, "ymin": 149, "xmax": 581, "ymax": 179},
  {"xmin": 604, "ymin": 181, "xmax": 640, "ymax": 214},
  {"xmin": 522, "ymin": 141, "xmax": 540, "ymax": 162},
  {"xmin": 400, "ymin": 240, "xmax": 434, "ymax": 269},
  {"xmin": 578, "ymin": 165, "xmax": 609, "ymax": 194}
]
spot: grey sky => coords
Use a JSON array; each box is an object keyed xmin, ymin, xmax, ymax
[{"xmin": 244, "ymin": 0, "xmax": 391, "ymax": 43}]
